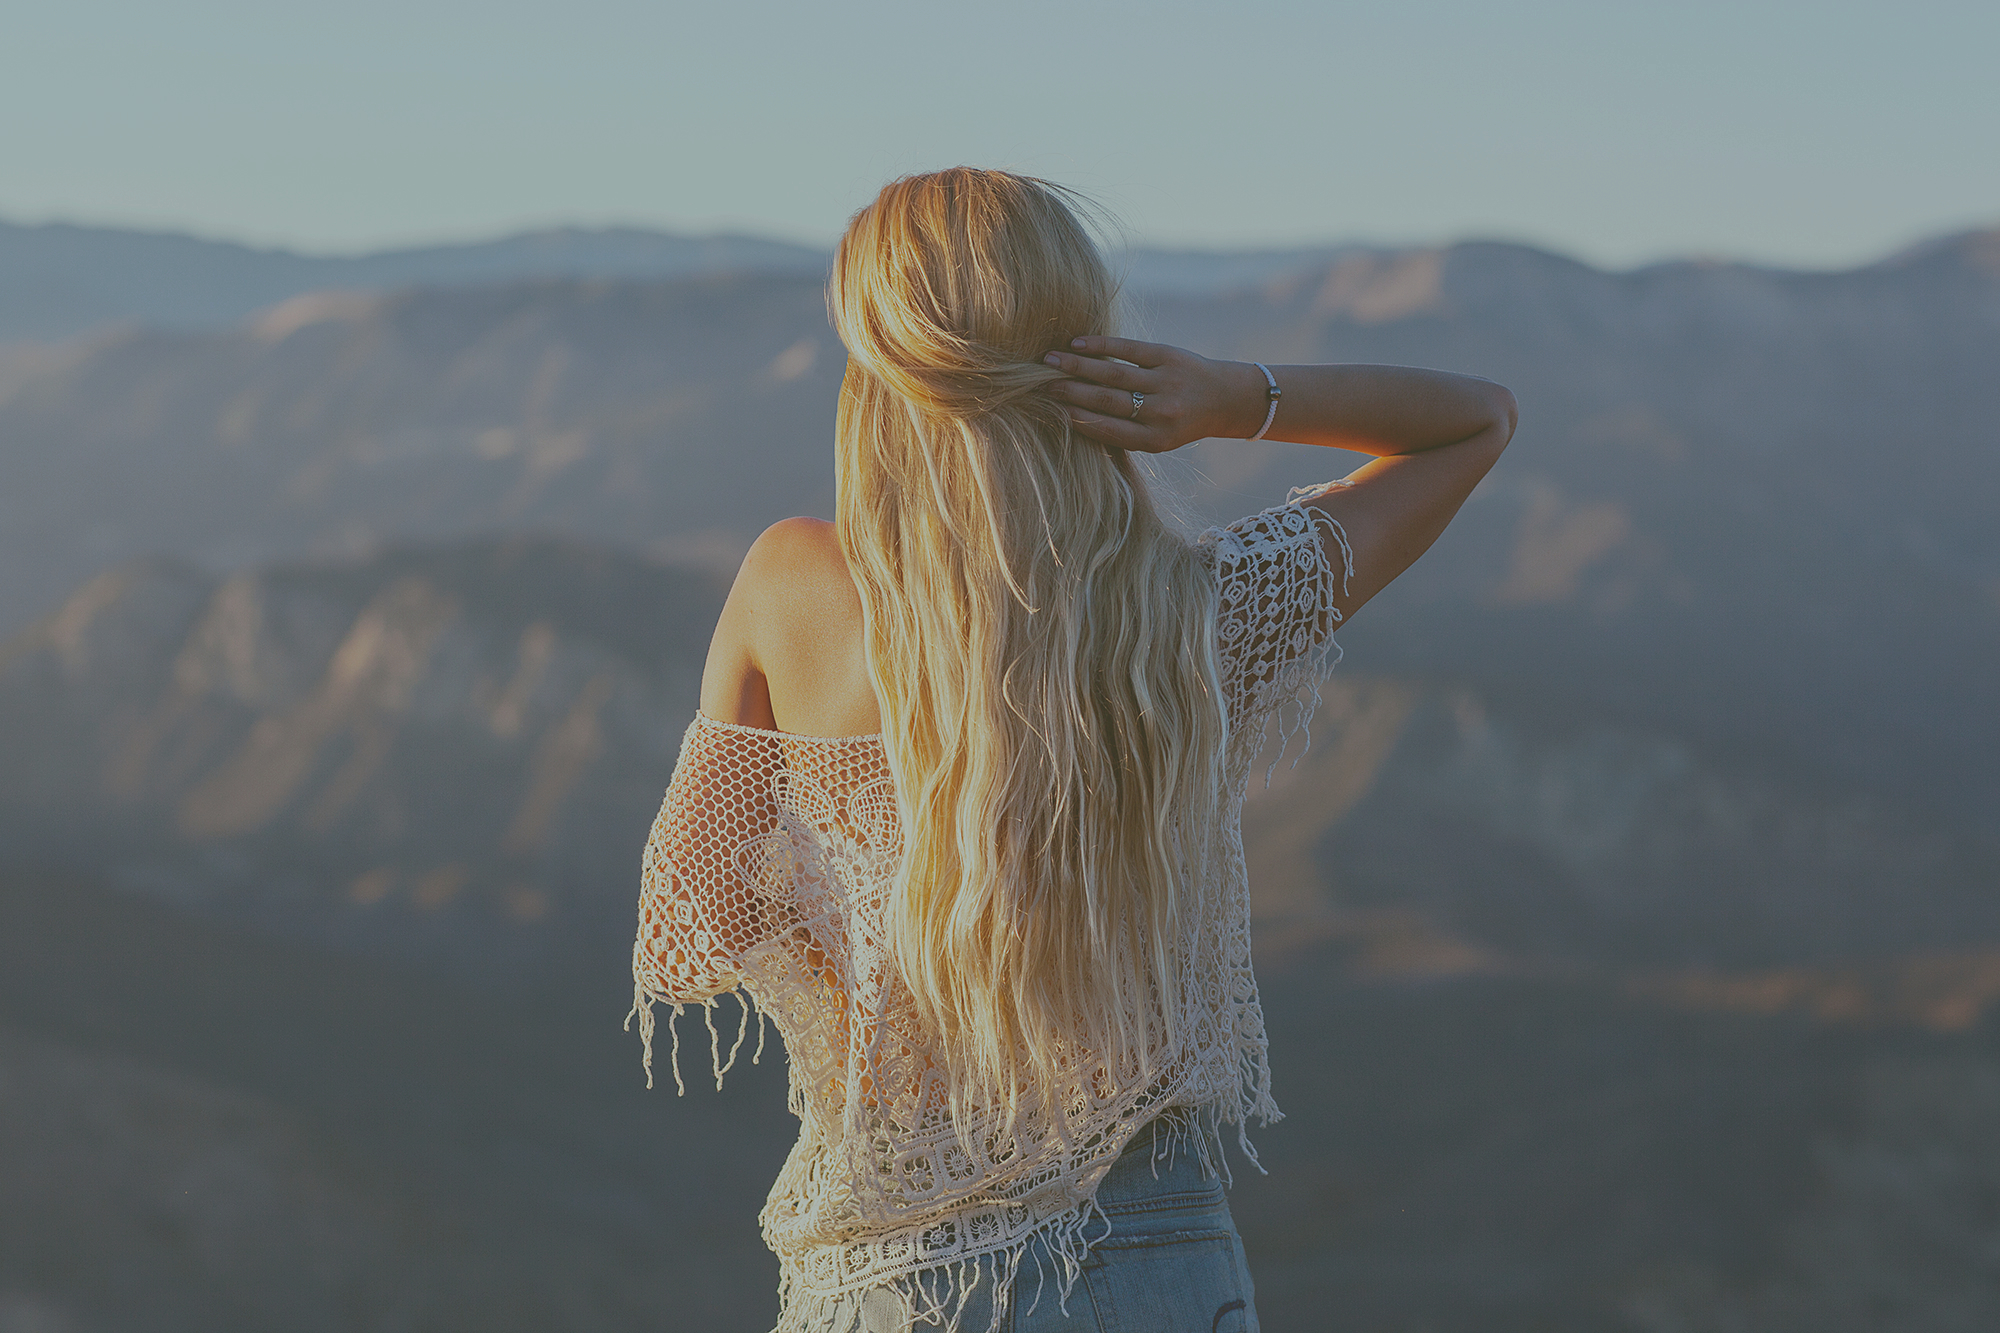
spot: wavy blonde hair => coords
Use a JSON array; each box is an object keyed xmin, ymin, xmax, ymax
[{"xmin": 830, "ymin": 168, "xmax": 1229, "ymax": 1124}]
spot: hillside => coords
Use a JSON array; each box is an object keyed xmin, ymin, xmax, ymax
[
  {"xmin": 7, "ymin": 536, "xmax": 1991, "ymax": 984},
  {"xmin": 0, "ymin": 532, "xmax": 1996, "ymax": 1332},
  {"xmin": 0, "ymin": 216, "xmax": 1368, "ymax": 342},
  {"xmin": 2, "ymin": 223, "xmax": 1998, "ymax": 1330},
  {"xmin": 0, "ymin": 870, "xmax": 797, "ymax": 1333},
  {"xmin": 0, "ymin": 219, "xmax": 830, "ymax": 341},
  {"xmin": 2, "ymin": 230, "xmax": 1996, "ymax": 810},
  {"xmin": 0, "ymin": 539, "xmax": 722, "ymax": 980},
  {"xmin": 6, "ymin": 816, "xmax": 2000, "ymax": 1331}
]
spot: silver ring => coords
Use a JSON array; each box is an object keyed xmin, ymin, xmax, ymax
[{"xmin": 1128, "ymin": 391, "xmax": 1145, "ymax": 420}]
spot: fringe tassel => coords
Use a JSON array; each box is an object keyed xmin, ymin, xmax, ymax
[
  {"xmin": 625, "ymin": 982, "xmax": 765, "ymax": 1095},
  {"xmin": 768, "ymin": 1192, "xmax": 1114, "ymax": 1333},
  {"xmin": 768, "ymin": 1107, "xmax": 1255, "ymax": 1333}
]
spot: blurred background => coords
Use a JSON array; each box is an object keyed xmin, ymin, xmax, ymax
[{"xmin": 2, "ymin": 2, "xmax": 1997, "ymax": 1330}]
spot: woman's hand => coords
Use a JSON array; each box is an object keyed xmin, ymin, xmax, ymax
[{"xmin": 1041, "ymin": 336, "xmax": 1268, "ymax": 454}]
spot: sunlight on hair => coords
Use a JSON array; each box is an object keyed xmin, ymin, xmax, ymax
[{"xmin": 829, "ymin": 167, "xmax": 1232, "ymax": 1136}]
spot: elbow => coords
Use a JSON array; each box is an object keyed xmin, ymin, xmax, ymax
[
  {"xmin": 1461, "ymin": 384, "xmax": 1517, "ymax": 469},
  {"xmin": 634, "ymin": 900, "xmax": 740, "ymax": 1002},
  {"xmin": 1488, "ymin": 385, "xmax": 1519, "ymax": 443},
  {"xmin": 635, "ymin": 947, "xmax": 737, "ymax": 1005}
]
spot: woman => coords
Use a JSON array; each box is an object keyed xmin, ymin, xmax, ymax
[{"xmin": 630, "ymin": 168, "xmax": 1515, "ymax": 1333}]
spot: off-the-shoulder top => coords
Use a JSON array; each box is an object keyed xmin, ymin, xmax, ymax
[{"xmin": 630, "ymin": 485, "xmax": 1353, "ymax": 1333}]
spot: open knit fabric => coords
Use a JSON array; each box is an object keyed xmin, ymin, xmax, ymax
[{"xmin": 630, "ymin": 484, "xmax": 1354, "ymax": 1333}]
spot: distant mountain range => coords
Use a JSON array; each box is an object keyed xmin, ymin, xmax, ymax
[
  {"xmin": 0, "ymin": 221, "xmax": 828, "ymax": 342},
  {"xmin": 6, "ymin": 535, "xmax": 2000, "ymax": 1332},
  {"xmin": 0, "ymin": 539, "xmax": 723, "ymax": 980},
  {"xmin": 5, "ymin": 535, "xmax": 1992, "ymax": 985},
  {"xmin": 2, "ymin": 226, "xmax": 1994, "ymax": 809},
  {"xmin": 0, "ymin": 216, "xmax": 1380, "ymax": 342},
  {"xmin": 3, "ymin": 217, "xmax": 1999, "ymax": 1331}
]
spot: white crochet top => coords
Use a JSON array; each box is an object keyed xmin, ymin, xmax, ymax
[{"xmin": 630, "ymin": 486, "xmax": 1353, "ymax": 1333}]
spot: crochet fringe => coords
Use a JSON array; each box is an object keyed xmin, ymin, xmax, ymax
[
  {"xmin": 624, "ymin": 985, "xmax": 1279, "ymax": 1182},
  {"xmin": 624, "ymin": 985, "xmax": 768, "ymax": 1094},
  {"xmin": 774, "ymin": 1199, "xmax": 1105, "ymax": 1333},
  {"xmin": 772, "ymin": 1108, "xmax": 1223, "ymax": 1333},
  {"xmin": 621, "ymin": 991, "xmax": 1256, "ymax": 1333}
]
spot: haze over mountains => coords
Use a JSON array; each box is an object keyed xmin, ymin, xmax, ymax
[
  {"xmin": 10, "ymin": 531, "xmax": 2000, "ymax": 1333},
  {"xmin": 2, "ymin": 217, "xmax": 1998, "ymax": 1331},
  {"xmin": 0, "ymin": 216, "xmax": 1374, "ymax": 342},
  {"xmin": 4, "ymin": 222, "xmax": 1995, "ymax": 805},
  {"xmin": 0, "ymin": 220, "xmax": 825, "ymax": 342}
]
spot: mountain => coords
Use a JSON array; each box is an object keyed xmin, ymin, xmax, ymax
[
  {"xmin": 0, "ymin": 217, "xmax": 1381, "ymax": 344},
  {"xmin": 2, "ymin": 229, "xmax": 1995, "ymax": 811},
  {"xmin": 1117, "ymin": 243, "xmax": 1379, "ymax": 295},
  {"xmin": 0, "ymin": 869, "xmax": 798, "ymax": 1333},
  {"xmin": 0, "ymin": 272, "xmax": 840, "ymax": 632},
  {"xmin": 0, "ymin": 538, "xmax": 722, "ymax": 981},
  {"xmin": 0, "ymin": 219, "xmax": 831, "ymax": 342},
  {"xmin": 3, "ymin": 223, "xmax": 1999, "ymax": 1330},
  {"xmin": 1246, "ymin": 676, "xmax": 2000, "ymax": 972},
  {"xmin": 7, "ymin": 534, "xmax": 1992, "ymax": 984},
  {"xmin": 6, "ymin": 536, "xmax": 2000, "ymax": 1332},
  {"xmin": 13, "ymin": 857, "xmax": 2000, "ymax": 1333}
]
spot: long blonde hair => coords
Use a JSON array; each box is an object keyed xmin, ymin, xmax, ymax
[{"xmin": 830, "ymin": 168, "xmax": 1229, "ymax": 1125}]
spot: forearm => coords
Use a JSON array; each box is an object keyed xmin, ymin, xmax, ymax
[
  {"xmin": 1214, "ymin": 360, "xmax": 1516, "ymax": 457},
  {"xmin": 1041, "ymin": 336, "xmax": 1516, "ymax": 461}
]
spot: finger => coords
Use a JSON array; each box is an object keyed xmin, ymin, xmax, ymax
[
  {"xmin": 1042, "ymin": 350, "xmax": 1153, "ymax": 391},
  {"xmin": 1046, "ymin": 379, "xmax": 1150, "ymax": 419},
  {"xmin": 1068, "ymin": 335, "xmax": 1173, "ymax": 368},
  {"xmin": 1063, "ymin": 406, "xmax": 1160, "ymax": 452}
]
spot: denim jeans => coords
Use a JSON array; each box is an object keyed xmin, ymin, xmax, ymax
[{"xmin": 827, "ymin": 1117, "xmax": 1260, "ymax": 1333}]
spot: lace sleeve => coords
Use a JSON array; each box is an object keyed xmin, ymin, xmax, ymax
[
  {"xmin": 1198, "ymin": 481, "xmax": 1356, "ymax": 773},
  {"xmin": 628, "ymin": 715, "xmax": 788, "ymax": 1088}
]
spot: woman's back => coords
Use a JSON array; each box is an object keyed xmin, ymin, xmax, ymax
[
  {"xmin": 630, "ymin": 165, "xmax": 1516, "ymax": 1333},
  {"xmin": 633, "ymin": 489, "xmax": 1353, "ymax": 1332}
]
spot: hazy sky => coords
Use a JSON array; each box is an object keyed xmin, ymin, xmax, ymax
[{"xmin": 3, "ymin": 0, "xmax": 1992, "ymax": 269}]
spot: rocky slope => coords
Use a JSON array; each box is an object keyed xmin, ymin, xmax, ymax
[
  {"xmin": 6, "ymin": 858, "xmax": 1999, "ymax": 1332},
  {"xmin": 0, "ymin": 539, "xmax": 722, "ymax": 979},
  {"xmin": 0, "ymin": 215, "xmax": 1367, "ymax": 342},
  {"xmin": 2, "ymin": 230, "xmax": 1994, "ymax": 811},
  {"xmin": 6, "ymin": 537, "xmax": 1991, "ymax": 984},
  {"xmin": 0, "ymin": 871, "xmax": 796, "ymax": 1333},
  {"xmin": 4, "ymin": 535, "xmax": 2000, "ymax": 1331},
  {"xmin": 2, "ymin": 225, "xmax": 1997, "ymax": 1330},
  {"xmin": 0, "ymin": 219, "xmax": 830, "ymax": 341}
]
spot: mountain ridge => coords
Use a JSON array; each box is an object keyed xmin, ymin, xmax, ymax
[
  {"xmin": 6, "ymin": 534, "xmax": 1991, "ymax": 988},
  {"xmin": 7, "ymin": 213, "xmax": 1994, "ymax": 344},
  {"xmin": 8, "ymin": 227, "xmax": 1994, "ymax": 807},
  {"xmin": 4, "ymin": 210, "xmax": 1998, "ymax": 1331}
]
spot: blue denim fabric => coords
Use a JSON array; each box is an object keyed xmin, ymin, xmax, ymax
[{"xmin": 827, "ymin": 1117, "xmax": 1260, "ymax": 1333}]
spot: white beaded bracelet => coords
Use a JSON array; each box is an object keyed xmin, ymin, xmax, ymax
[{"xmin": 1248, "ymin": 362, "xmax": 1281, "ymax": 440}]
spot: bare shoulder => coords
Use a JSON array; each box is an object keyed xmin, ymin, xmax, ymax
[
  {"xmin": 737, "ymin": 517, "xmax": 859, "ymax": 613},
  {"xmin": 703, "ymin": 516, "xmax": 872, "ymax": 733},
  {"xmin": 745, "ymin": 515, "xmax": 843, "ymax": 566}
]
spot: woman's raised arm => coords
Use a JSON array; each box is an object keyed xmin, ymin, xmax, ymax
[{"xmin": 1042, "ymin": 336, "xmax": 1517, "ymax": 623}]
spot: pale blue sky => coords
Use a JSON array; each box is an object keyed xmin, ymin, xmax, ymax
[{"xmin": 2, "ymin": 0, "xmax": 1992, "ymax": 269}]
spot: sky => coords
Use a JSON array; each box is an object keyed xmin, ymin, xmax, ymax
[{"xmin": 2, "ymin": 0, "xmax": 1993, "ymax": 271}]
